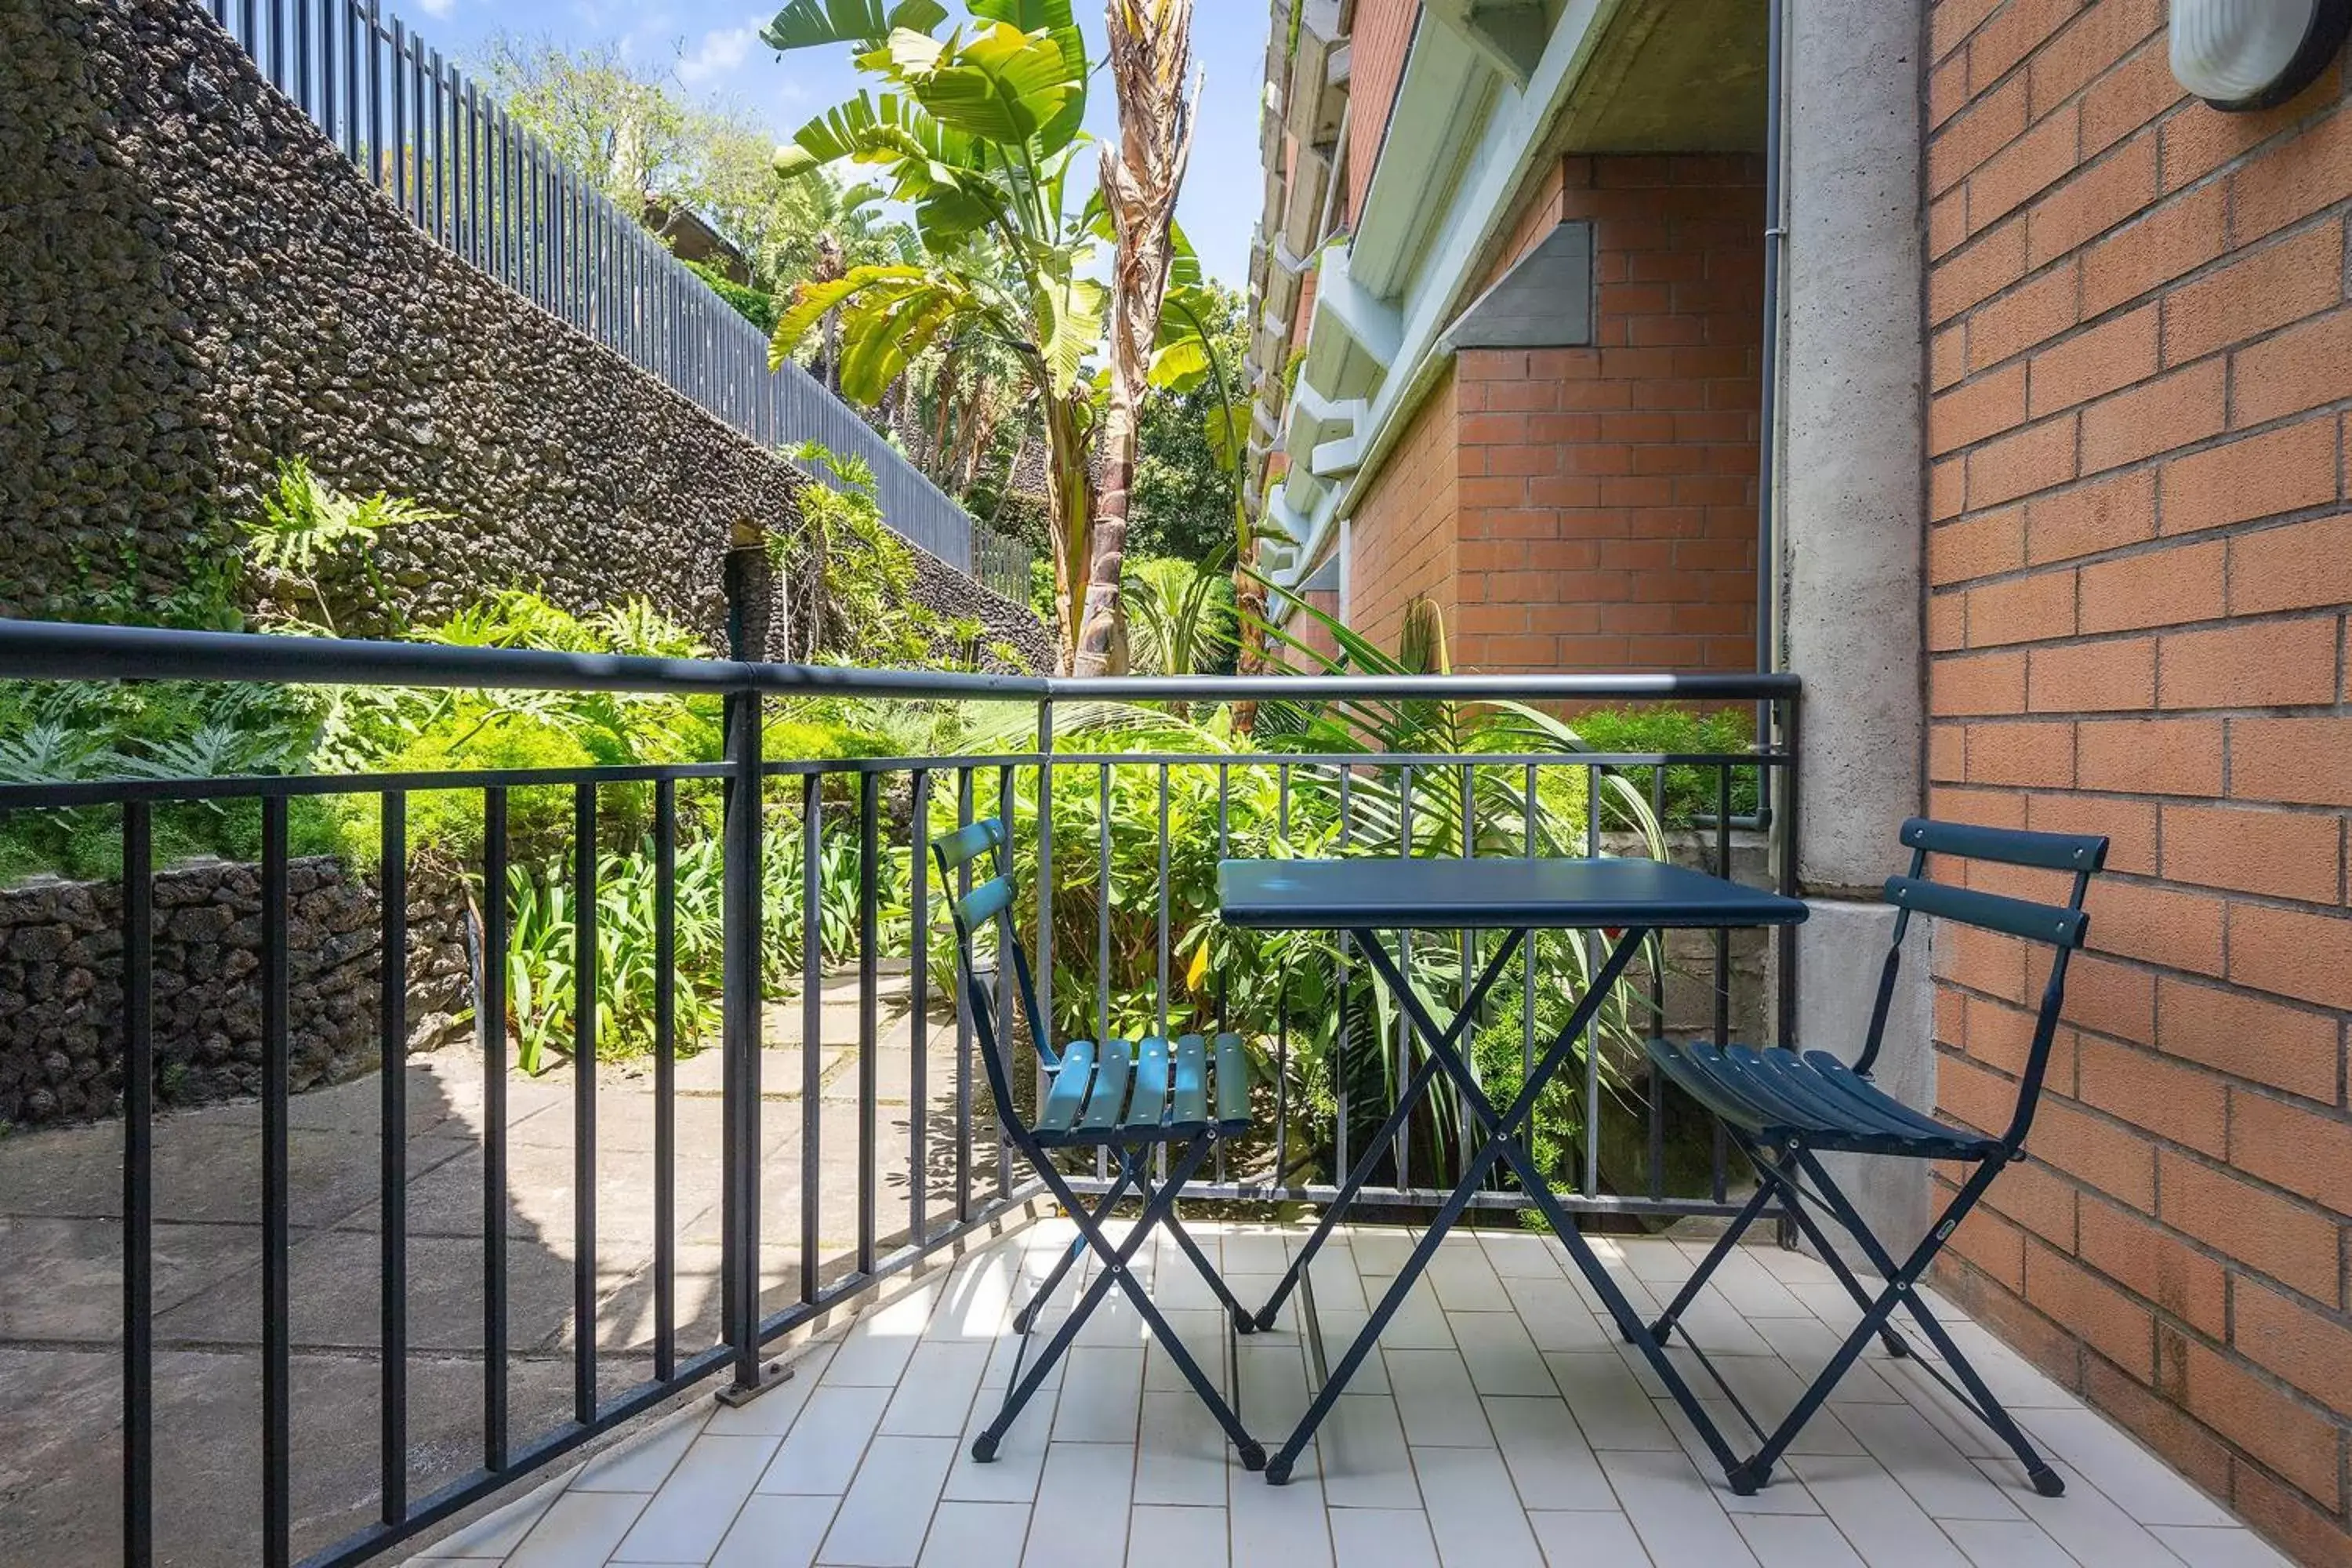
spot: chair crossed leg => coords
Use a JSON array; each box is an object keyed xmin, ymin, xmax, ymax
[
  {"xmin": 973, "ymin": 1138, "xmax": 1265, "ymax": 1472},
  {"xmin": 1649, "ymin": 1134, "xmax": 2067, "ymax": 1497}
]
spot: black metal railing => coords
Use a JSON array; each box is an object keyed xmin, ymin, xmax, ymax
[{"xmin": 0, "ymin": 619, "xmax": 1797, "ymax": 1566}]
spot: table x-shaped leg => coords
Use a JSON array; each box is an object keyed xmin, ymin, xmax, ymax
[
  {"xmin": 1249, "ymin": 929, "xmax": 1528, "ymax": 1334},
  {"xmin": 1264, "ymin": 924, "xmax": 1753, "ymax": 1488}
]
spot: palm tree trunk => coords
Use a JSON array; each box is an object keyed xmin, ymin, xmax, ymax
[{"xmin": 1072, "ymin": 0, "xmax": 1198, "ymax": 677}]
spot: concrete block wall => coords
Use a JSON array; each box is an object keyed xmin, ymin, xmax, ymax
[{"xmin": 1922, "ymin": 1, "xmax": 2352, "ymax": 1558}]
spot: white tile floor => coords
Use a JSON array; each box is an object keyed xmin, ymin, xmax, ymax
[{"xmin": 407, "ymin": 1221, "xmax": 2288, "ymax": 1568}]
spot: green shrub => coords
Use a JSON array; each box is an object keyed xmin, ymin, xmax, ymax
[{"xmin": 1565, "ymin": 708, "xmax": 1760, "ymax": 827}]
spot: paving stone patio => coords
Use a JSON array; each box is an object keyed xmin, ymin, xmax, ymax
[{"xmin": 0, "ymin": 975, "xmax": 996, "ymax": 1566}]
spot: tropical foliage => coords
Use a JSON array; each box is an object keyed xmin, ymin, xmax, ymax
[{"xmin": 762, "ymin": 0, "xmax": 1112, "ymax": 673}]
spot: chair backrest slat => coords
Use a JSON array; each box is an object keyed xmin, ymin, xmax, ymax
[
  {"xmin": 1855, "ymin": 816, "xmax": 2108, "ymax": 1093},
  {"xmin": 932, "ymin": 815, "xmax": 1058, "ymax": 1105},
  {"xmin": 960, "ymin": 876, "xmax": 1014, "ymax": 928},
  {"xmin": 1883, "ymin": 875, "xmax": 2088, "ymax": 948},
  {"xmin": 935, "ymin": 817, "xmax": 1007, "ymax": 871},
  {"xmin": 1866, "ymin": 815, "xmax": 2109, "ymax": 1152},
  {"xmin": 1900, "ymin": 817, "xmax": 2107, "ymax": 873}
]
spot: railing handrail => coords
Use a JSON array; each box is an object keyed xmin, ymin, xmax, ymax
[{"xmin": 0, "ymin": 619, "xmax": 1800, "ymax": 703}]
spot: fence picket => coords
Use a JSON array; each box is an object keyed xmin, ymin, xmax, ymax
[{"xmin": 201, "ymin": 0, "xmax": 1031, "ymax": 593}]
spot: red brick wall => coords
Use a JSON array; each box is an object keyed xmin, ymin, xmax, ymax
[
  {"xmin": 1347, "ymin": 362, "xmax": 1460, "ymax": 654},
  {"xmin": 1924, "ymin": 2, "xmax": 2352, "ymax": 1559},
  {"xmin": 1451, "ymin": 155, "xmax": 1764, "ymax": 673},
  {"xmin": 1345, "ymin": 0, "xmax": 1418, "ymax": 225},
  {"xmin": 1277, "ymin": 586, "xmax": 1343, "ymax": 671}
]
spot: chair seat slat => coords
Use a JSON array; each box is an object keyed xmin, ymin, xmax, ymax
[
  {"xmin": 1740, "ymin": 1047, "xmax": 1922, "ymax": 1140},
  {"xmin": 1075, "ymin": 1041, "xmax": 1134, "ymax": 1134},
  {"xmin": 1213, "ymin": 1033, "xmax": 1250, "ymax": 1128},
  {"xmin": 1035, "ymin": 1041, "xmax": 1097, "ymax": 1142},
  {"xmin": 1123, "ymin": 1036, "xmax": 1173, "ymax": 1135},
  {"xmin": 1171, "ymin": 1035, "xmax": 1209, "ymax": 1132}
]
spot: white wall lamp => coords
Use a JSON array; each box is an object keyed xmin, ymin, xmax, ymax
[{"xmin": 2171, "ymin": 0, "xmax": 2350, "ymax": 111}]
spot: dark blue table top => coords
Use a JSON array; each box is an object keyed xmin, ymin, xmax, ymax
[{"xmin": 1217, "ymin": 856, "xmax": 1811, "ymax": 931}]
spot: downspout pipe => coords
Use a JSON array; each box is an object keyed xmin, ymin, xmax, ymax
[{"xmin": 1755, "ymin": 0, "xmax": 1788, "ymax": 815}]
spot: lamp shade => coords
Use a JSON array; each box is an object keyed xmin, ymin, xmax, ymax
[{"xmin": 2170, "ymin": 0, "xmax": 2351, "ymax": 111}]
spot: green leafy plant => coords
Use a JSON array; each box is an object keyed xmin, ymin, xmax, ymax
[
  {"xmin": 240, "ymin": 459, "xmax": 448, "ymax": 636},
  {"xmin": 764, "ymin": 0, "xmax": 1109, "ymax": 672}
]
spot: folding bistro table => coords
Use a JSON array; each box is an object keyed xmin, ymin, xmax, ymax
[{"xmin": 1218, "ymin": 855, "xmax": 1809, "ymax": 1486}]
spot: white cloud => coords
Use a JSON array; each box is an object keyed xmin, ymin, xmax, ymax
[
  {"xmin": 676, "ymin": 22, "xmax": 757, "ymax": 86},
  {"xmin": 412, "ymin": 0, "xmax": 455, "ymax": 16}
]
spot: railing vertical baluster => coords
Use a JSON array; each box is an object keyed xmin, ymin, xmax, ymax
[
  {"xmin": 1648, "ymin": 763, "xmax": 1668, "ymax": 1201},
  {"xmin": 994, "ymin": 764, "xmax": 1014, "ymax": 1201},
  {"xmin": 1524, "ymin": 763, "xmax": 1538, "ymax": 1181},
  {"xmin": 857, "ymin": 771, "xmax": 880, "ymax": 1277},
  {"xmin": 571, "ymin": 783, "xmax": 598, "ymax": 1423},
  {"xmin": 910, "ymin": 770, "xmax": 931, "ymax": 1245},
  {"xmin": 1094, "ymin": 761, "xmax": 1111, "ymax": 1181},
  {"xmin": 1459, "ymin": 761, "xmax": 1475, "ymax": 1190},
  {"xmin": 481, "ymin": 788, "xmax": 508, "ymax": 1468},
  {"xmin": 1214, "ymin": 763, "xmax": 1229, "ymax": 956},
  {"xmin": 292, "ymin": 0, "xmax": 308, "ymax": 112},
  {"xmin": 1094, "ymin": 763, "xmax": 1111, "ymax": 1047},
  {"xmin": 955, "ymin": 769, "xmax": 975, "ymax": 1223},
  {"xmin": 316, "ymin": 0, "xmax": 332, "ymax": 147},
  {"xmin": 1713, "ymin": 762, "xmax": 1733, "ymax": 1204},
  {"xmin": 121, "ymin": 801, "xmax": 153, "ymax": 1568},
  {"xmin": 1155, "ymin": 765, "xmax": 1170, "ymax": 1041},
  {"xmin": 1776, "ymin": 695, "xmax": 1801, "ymax": 1052},
  {"xmin": 1584, "ymin": 763, "xmax": 1603, "ymax": 1200},
  {"xmin": 379, "ymin": 790, "xmax": 409, "ymax": 1526},
  {"xmin": 799, "ymin": 775, "xmax": 822, "ymax": 1302},
  {"xmin": 722, "ymin": 692, "xmax": 764, "ymax": 1388},
  {"xmin": 365, "ymin": 1, "xmax": 382, "ymax": 192},
  {"xmin": 1334, "ymin": 765, "xmax": 1351, "ymax": 1187},
  {"xmin": 408, "ymin": 29, "xmax": 424, "ymax": 225},
  {"xmin": 389, "ymin": 17, "xmax": 406, "ymax": 214},
  {"xmin": 343, "ymin": 0, "xmax": 359, "ymax": 164},
  {"xmin": 653, "ymin": 779, "xmax": 677, "ymax": 1381},
  {"xmin": 1395, "ymin": 764, "xmax": 1412, "ymax": 1192},
  {"xmin": 260, "ymin": 795, "xmax": 292, "ymax": 1568},
  {"xmin": 430, "ymin": 49, "xmax": 445, "ymax": 240},
  {"xmin": 1034, "ymin": 703, "xmax": 1054, "ymax": 1120}
]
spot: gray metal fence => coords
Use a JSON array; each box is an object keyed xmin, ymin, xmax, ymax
[{"xmin": 201, "ymin": 0, "xmax": 1035, "ymax": 591}]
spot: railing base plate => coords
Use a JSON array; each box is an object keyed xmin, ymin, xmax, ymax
[{"xmin": 713, "ymin": 1361, "xmax": 795, "ymax": 1407}]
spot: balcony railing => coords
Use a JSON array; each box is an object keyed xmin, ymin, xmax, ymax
[{"xmin": 0, "ymin": 619, "xmax": 1798, "ymax": 1567}]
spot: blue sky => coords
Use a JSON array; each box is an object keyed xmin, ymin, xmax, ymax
[{"xmin": 397, "ymin": 0, "xmax": 1271, "ymax": 289}]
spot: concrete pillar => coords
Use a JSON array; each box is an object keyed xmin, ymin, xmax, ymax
[{"xmin": 1780, "ymin": 0, "xmax": 1930, "ymax": 1252}]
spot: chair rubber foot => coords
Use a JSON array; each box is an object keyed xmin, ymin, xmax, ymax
[
  {"xmin": 971, "ymin": 1432, "xmax": 1000, "ymax": 1464},
  {"xmin": 1645, "ymin": 1319, "xmax": 1672, "ymax": 1345},
  {"xmin": 1237, "ymin": 1441, "xmax": 1267, "ymax": 1472},
  {"xmin": 2028, "ymin": 1465, "xmax": 2064, "ymax": 1498},
  {"xmin": 1011, "ymin": 1308, "xmax": 1033, "ymax": 1336},
  {"xmin": 1883, "ymin": 1337, "xmax": 1911, "ymax": 1359},
  {"xmin": 1726, "ymin": 1462, "xmax": 1768, "ymax": 1496},
  {"xmin": 1254, "ymin": 1309, "xmax": 1282, "ymax": 1334},
  {"xmin": 1232, "ymin": 1308, "xmax": 1259, "ymax": 1336},
  {"xmin": 1265, "ymin": 1454, "xmax": 1294, "ymax": 1486}
]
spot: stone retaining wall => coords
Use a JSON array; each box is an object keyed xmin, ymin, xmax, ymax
[
  {"xmin": 0, "ymin": 0, "xmax": 1045, "ymax": 666},
  {"xmin": 0, "ymin": 858, "xmax": 466, "ymax": 1127}
]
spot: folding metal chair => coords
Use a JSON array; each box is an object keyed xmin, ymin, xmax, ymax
[
  {"xmin": 1645, "ymin": 816, "xmax": 2107, "ymax": 1497},
  {"xmin": 933, "ymin": 817, "xmax": 1267, "ymax": 1469}
]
